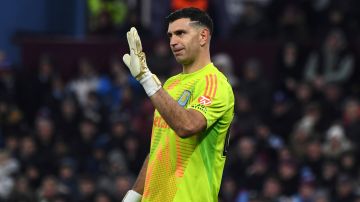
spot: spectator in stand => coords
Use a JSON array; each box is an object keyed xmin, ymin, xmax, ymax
[
  {"xmin": 325, "ymin": 7, "xmax": 348, "ymax": 34},
  {"xmin": 322, "ymin": 124, "xmax": 352, "ymax": 160},
  {"xmin": 117, "ymin": 85, "xmax": 137, "ymax": 115},
  {"xmin": 232, "ymin": 92, "xmax": 259, "ymax": 140},
  {"xmin": 254, "ymin": 123, "xmax": 284, "ymax": 160},
  {"xmin": 82, "ymin": 90, "xmax": 108, "ymax": 131},
  {"xmin": 291, "ymin": 179, "xmax": 317, "ymax": 202},
  {"xmin": 231, "ymin": 2, "xmax": 272, "ymax": 40},
  {"xmin": 277, "ymin": 4, "xmax": 309, "ymax": 42},
  {"xmin": 278, "ymin": 159, "xmax": 300, "ymax": 197},
  {"xmin": 315, "ymin": 1, "xmax": 360, "ymax": 39},
  {"xmin": 227, "ymin": 137, "xmax": 257, "ymax": 189},
  {"xmin": 314, "ymin": 191, "xmax": 330, "ymax": 202},
  {"xmin": 259, "ymin": 176, "xmax": 282, "ymax": 202},
  {"xmin": 218, "ymin": 0, "xmax": 246, "ymax": 38},
  {"xmin": 18, "ymin": 55, "xmax": 57, "ymax": 123},
  {"xmin": 91, "ymin": 10, "xmax": 117, "ymax": 37},
  {"xmin": 289, "ymin": 122, "xmax": 315, "ymax": 159},
  {"xmin": 320, "ymin": 83, "xmax": 344, "ymax": 128},
  {"xmin": 339, "ymin": 151, "xmax": 358, "ymax": 179},
  {"xmin": 319, "ymin": 159, "xmax": 338, "ymax": 192},
  {"xmin": 301, "ymin": 0, "xmax": 330, "ymax": 34},
  {"xmin": 304, "ymin": 29, "xmax": 354, "ymax": 91},
  {"xmin": 77, "ymin": 175, "xmax": 96, "ymax": 202},
  {"xmin": 37, "ymin": 176, "xmax": 68, "ymax": 202},
  {"xmin": 267, "ymin": 91, "xmax": 297, "ymax": 140},
  {"xmin": 0, "ymin": 96, "xmax": 24, "ymax": 136},
  {"xmin": 291, "ymin": 82, "xmax": 316, "ymax": 122},
  {"xmin": 57, "ymin": 159, "xmax": 78, "ymax": 198},
  {"xmin": 0, "ymin": 52, "xmax": 16, "ymax": 101},
  {"xmin": 107, "ymin": 114, "xmax": 128, "ymax": 152},
  {"xmin": 147, "ymin": 40, "xmax": 175, "ymax": 82},
  {"xmin": 212, "ymin": 53, "xmax": 239, "ymax": 88},
  {"xmin": 112, "ymin": 175, "xmax": 134, "ymax": 201},
  {"xmin": 302, "ymin": 140, "xmax": 324, "ymax": 180},
  {"xmin": 3, "ymin": 136, "xmax": 18, "ymax": 156},
  {"xmin": 97, "ymin": 57, "xmax": 140, "ymax": 111},
  {"xmin": 94, "ymin": 191, "xmax": 113, "ymax": 202},
  {"xmin": 122, "ymin": 136, "xmax": 146, "ymax": 175},
  {"xmin": 68, "ymin": 58, "xmax": 100, "ymax": 108},
  {"xmin": 0, "ymin": 150, "xmax": 19, "ymax": 200},
  {"xmin": 276, "ymin": 41, "xmax": 307, "ymax": 97},
  {"xmin": 332, "ymin": 175, "xmax": 356, "ymax": 202},
  {"xmin": 18, "ymin": 136, "xmax": 38, "ymax": 171},
  {"xmin": 342, "ymin": 98, "xmax": 360, "ymax": 154},
  {"xmin": 290, "ymin": 102, "xmax": 324, "ymax": 141},
  {"xmin": 88, "ymin": 0, "xmax": 128, "ymax": 36},
  {"xmin": 238, "ymin": 58, "xmax": 272, "ymax": 116},
  {"xmin": 73, "ymin": 117, "xmax": 101, "ymax": 173},
  {"xmin": 55, "ymin": 97, "xmax": 81, "ymax": 143},
  {"xmin": 219, "ymin": 177, "xmax": 238, "ymax": 202},
  {"xmin": 7, "ymin": 175, "xmax": 36, "ymax": 202},
  {"xmin": 33, "ymin": 113, "xmax": 58, "ymax": 176},
  {"xmin": 243, "ymin": 154, "xmax": 271, "ymax": 192},
  {"xmin": 0, "ymin": 50, "xmax": 11, "ymax": 69}
]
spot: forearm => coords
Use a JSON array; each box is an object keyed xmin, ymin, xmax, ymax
[
  {"xmin": 121, "ymin": 27, "xmax": 205, "ymax": 137},
  {"xmin": 150, "ymin": 88, "xmax": 206, "ymax": 137},
  {"xmin": 132, "ymin": 155, "xmax": 149, "ymax": 194}
]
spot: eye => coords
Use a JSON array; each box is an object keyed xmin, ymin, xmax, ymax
[{"xmin": 175, "ymin": 30, "xmax": 186, "ymax": 36}]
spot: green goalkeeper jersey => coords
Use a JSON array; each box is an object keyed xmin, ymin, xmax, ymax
[{"xmin": 142, "ymin": 63, "xmax": 234, "ymax": 202}]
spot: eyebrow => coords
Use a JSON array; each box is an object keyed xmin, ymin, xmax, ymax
[
  {"xmin": 167, "ymin": 21, "xmax": 206, "ymax": 36},
  {"xmin": 167, "ymin": 29, "xmax": 187, "ymax": 37}
]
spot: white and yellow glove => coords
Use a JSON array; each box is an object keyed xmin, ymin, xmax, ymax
[
  {"xmin": 123, "ymin": 27, "xmax": 162, "ymax": 96},
  {"xmin": 122, "ymin": 190, "xmax": 142, "ymax": 202}
]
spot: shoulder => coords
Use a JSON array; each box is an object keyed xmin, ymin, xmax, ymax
[
  {"xmin": 163, "ymin": 74, "xmax": 182, "ymax": 89},
  {"xmin": 196, "ymin": 65, "xmax": 234, "ymax": 101},
  {"xmin": 198, "ymin": 65, "xmax": 232, "ymax": 92}
]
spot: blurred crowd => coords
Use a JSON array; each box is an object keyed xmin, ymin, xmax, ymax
[
  {"xmin": 0, "ymin": 0, "xmax": 359, "ymax": 202},
  {"xmin": 88, "ymin": 0, "xmax": 360, "ymax": 42}
]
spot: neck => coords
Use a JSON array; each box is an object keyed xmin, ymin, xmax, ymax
[{"xmin": 182, "ymin": 52, "xmax": 211, "ymax": 74}]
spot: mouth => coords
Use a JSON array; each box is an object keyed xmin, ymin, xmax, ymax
[{"xmin": 173, "ymin": 48, "xmax": 184, "ymax": 56}]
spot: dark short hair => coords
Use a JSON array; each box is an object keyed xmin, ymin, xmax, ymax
[{"xmin": 166, "ymin": 7, "xmax": 213, "ymax": 35}]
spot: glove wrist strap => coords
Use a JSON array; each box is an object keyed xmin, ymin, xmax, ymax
[
  {"xmin": 122, "ymin": 190, "xmax": 142, "ymax": 202},
  {"xmin": 139, "ymin": 72, "xmax": 162, "ymax": 97}
]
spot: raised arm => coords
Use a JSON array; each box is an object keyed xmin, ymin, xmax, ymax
[{"xmin": 122, "ymin": 27, "xmax": 206, "ymax": 138}]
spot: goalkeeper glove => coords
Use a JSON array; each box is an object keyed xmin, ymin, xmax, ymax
[
  {"xmin": 122, "ymin": 190, "xmax": 142, "ymax": 202},
  {"xmin": 123, "ymin": 27, "xmax": 162, "ymax": 96}
]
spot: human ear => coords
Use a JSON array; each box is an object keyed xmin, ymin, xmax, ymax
[{"xmin": 199, "ymin": 28, "xmax": 209, "ymax": 46}]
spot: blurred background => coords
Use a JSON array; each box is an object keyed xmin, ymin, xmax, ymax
[{"xmin": 0, "ymin": 0, "xmax": 360, "ymax": 202}]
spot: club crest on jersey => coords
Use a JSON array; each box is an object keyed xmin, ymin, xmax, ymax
[
  {"xmin": 198, "ymin": 95, "xmax": 212, "ymax": 106},
  {"xmin": 178, "ymin": 90, "xmax": 191, "ymax": 107}
]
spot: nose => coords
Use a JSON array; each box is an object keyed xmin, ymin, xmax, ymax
[{"xmin": 170, "ymin": 36, "xmax": 178, "ymax": 47}]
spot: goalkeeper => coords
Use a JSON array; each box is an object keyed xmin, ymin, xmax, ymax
[{"xmin": 122, "ymin": 7, "xmax": 234, "ymax": 202}]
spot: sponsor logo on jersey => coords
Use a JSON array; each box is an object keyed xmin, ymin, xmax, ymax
[
  {"xmin": 153, "ymin": 115, "xmax": 170, "ymax": 129},
  {"xmin": 177, "ymin": 90, "xmax": 191, "ymax": 107},
  {"xmin": 198, "ymin": 95, "xmax": 212, "ymax": 106}
]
